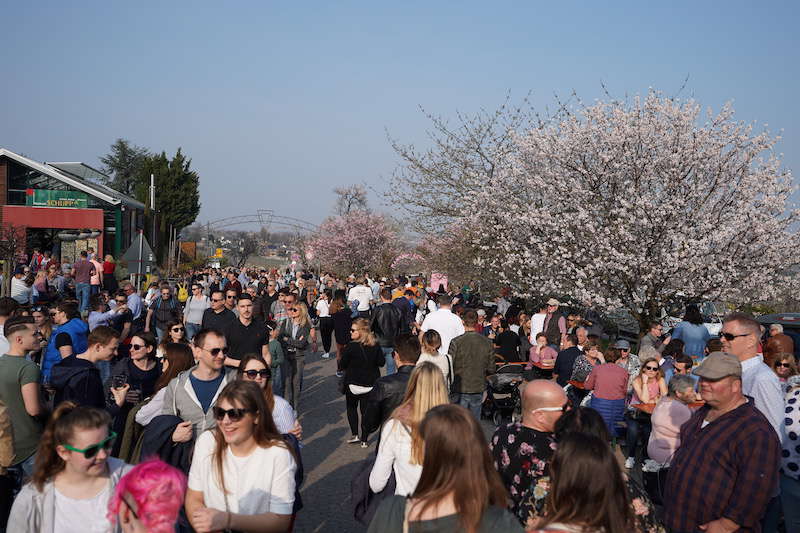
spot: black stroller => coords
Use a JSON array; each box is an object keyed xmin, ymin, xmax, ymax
[{"xmin": 482, "ymin": 363, "xmax": 524, "ymax": 426}]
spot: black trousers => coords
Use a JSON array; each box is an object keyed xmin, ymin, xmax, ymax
[
  {"xmin": 345, "ymin": 388, "xmax": 370, "ymax": 441},
  {"xmin": 319, "ymin": 316, "xmax": 334, "ymax": 353}
]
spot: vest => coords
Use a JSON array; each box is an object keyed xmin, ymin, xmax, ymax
[
  {"xmin": 42, "ymin": 318, "xmax": 89, "ymax": 382},
  {"xmin": 544, "ymin": 312, "xmax": 563, "ymax": 346}
]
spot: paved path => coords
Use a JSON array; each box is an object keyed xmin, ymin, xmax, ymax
[
  {"xmin": 293, "ymin": 354, "xmax": 372, "ymax": 533},
  {"xmin": 292, "ymin": 353, "xmax": 498, "ymax": 532}
]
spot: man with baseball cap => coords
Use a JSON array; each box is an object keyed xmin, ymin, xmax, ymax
[
  {"xmin": 542, "ymin": 298, "xmax": 566, "ymax": 348},
  {"xmin": 664, "ymin": 351, "xmax": 780, "ymax": 533},
  {"xmin": 613, "ymin": 339, "xmax": 640, "ymax": 392}
]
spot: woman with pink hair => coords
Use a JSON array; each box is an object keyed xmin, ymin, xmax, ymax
[{"xmin": 108, "ymin": 458, "xmax": 187, "ymax": 533}]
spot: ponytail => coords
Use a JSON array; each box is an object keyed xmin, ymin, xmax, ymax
[{"xmin": 32, "ymin": 402, "xmax": 111, "ymax": 491}]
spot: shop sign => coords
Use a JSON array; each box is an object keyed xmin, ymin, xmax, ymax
[{"xmin": 25, "ymin": 189, "xmax": 88, "ymax": 208}]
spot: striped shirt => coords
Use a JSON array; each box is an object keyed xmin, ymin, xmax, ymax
[{"xmin": 664, "ymin": 397, "xmax": 780, "ymax": 532}]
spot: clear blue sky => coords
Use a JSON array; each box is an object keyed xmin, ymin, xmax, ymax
[{"xmin": 2, "ymin": 1, "xmax": 798, "ymax": 229}]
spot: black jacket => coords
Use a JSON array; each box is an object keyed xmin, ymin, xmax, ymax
[
  {"xmin": 553, "ymin": 346, "xmax": 583, "ymax": 387},
  {"xmin": 370, "ymin": 303, "xmax": 402, "ymax": 348},
  {"xmin": 51, "ymin": 356, "xmax": 107, "ymax": 409},
  {"xmin": 140, "ymin": 414, "xmax": 193, "ymax": 473},
  {"xmin": 201, "ymin": 307, "xmax": 236, "ymax": 332},
  {"xmin": 364, "ymin": 365, "xmax": 414, "ymax": 436},
  {"xmin": 341, "ymin": 342, "xmax": 385, "ymax": 387}
]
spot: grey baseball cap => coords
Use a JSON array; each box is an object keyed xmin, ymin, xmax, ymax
[{"xmin": 692, "ymin": 351, "xmax": 742, "ymax": 380}]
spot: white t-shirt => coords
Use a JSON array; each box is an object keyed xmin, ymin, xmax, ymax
[
  {"xmin": 183, "ymin": 294, "xmax": 211, "ymax": 324},
  {"xmin": 316, "ymin": 299, "xmax": 330, "ymax": 318},
  {"xmin": 347, "ymin": 285, "xmax": 373, "ymax": 311},
  {"xmin": 54, "ymin": 485, "xmax": 111, "ymax": 533},
  {"xmin": 188, "ymin": 430, "xmax": 296, "ymax": 515},
  {"xmin": 0, "ymin": 325, "xmax": 8, "ymax": 356},
  {"xmin": 420, "ymin": 308, "xmax": 465, "ymax": 355},
  {"xmin": 530, "ymin": 312, "xmax": 547, "ymax": 343}
]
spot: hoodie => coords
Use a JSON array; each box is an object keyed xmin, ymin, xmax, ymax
[{"xmin": 50, "ymin": 356, "xmax": 106, "ymax": 409}]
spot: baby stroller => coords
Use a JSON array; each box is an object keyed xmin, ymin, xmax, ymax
[{"xmin": 482, "ymin": 363, "xmax": 524, "ymax": 426}]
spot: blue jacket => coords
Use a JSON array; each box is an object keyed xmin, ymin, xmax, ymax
[{"xmin": 42, "ymin": 318, "xmax": 89, "ymax": 382}]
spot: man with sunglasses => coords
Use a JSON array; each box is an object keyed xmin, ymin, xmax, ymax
[
  {"xmin": 145, "ymin": 285, "xmax": 181, "ymax": 342},
  {"xmin": 201, "ymin": 290, "xmax": 236, "ymax": 332},
  {"xmin": 490, "ymin": 380, "xmax": 568, "ymax": 520},
  {"xmin": 223, "ymin": 294, "xmax": 269, "ymax": 368},
  {"xmin": 162, "ymin": 329, "xmax": 236, "ymax": 441},
  {"xmin": 720, "ymin": 313, "xmax": 784, "ymax": 442}
]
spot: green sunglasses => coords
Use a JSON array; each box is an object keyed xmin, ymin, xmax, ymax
[{"xmin": 62, "ymin": 431, "xmax": 117, "ymax": 459}]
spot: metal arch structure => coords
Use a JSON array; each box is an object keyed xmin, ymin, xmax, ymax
[{"xmin": 207, "ymin": 210, "xmax": 318, "ymax": 233}]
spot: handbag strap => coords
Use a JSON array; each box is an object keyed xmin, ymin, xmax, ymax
[{"xmin": 402, "ymin": 497, "xmax": 411, "ymax": 533}]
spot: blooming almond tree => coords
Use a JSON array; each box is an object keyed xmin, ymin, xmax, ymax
[
  {"xmin": 305, "ymin": 210, "xmax": 400, "ymax": 276},
  {"xmin": 471, "ymin": 91, "xmax": 800, "ymax": 331}
]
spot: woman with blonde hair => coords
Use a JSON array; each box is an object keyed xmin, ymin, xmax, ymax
[
  {"xmin": 369, "ymin": 362, "xmax": 449, "ymax": 495},
  {"xmin": 340, "ymin": 317, "xmax": 384, "ymax": 447},
  {"xmin": 624, "ymin": 356, "xmax": 667, "ymax": 470},
  {"xmin": 279, "ymin": 300, "xmax": 314, "ymax": 410},
  {"xmin": 368, "ymin": 404, "xmax": 522, "ymax": 533}
]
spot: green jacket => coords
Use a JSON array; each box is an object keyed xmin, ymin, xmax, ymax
[
  {"xmin": 269, "ymin": 339, "xmax": 285, "ymax": 368},
  {"xmin": 448, "ymin": 331, "xmax": 495, "ymax": 394}
]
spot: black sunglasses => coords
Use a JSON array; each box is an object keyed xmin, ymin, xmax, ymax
[
  {"xmin": 243, "ymin": 369, "xmax": 271, "ymax": 379},
  {"xmin": 226, "ymin": 295, "xmax": 237, "ymax": 299},
  {"xmin": 212, "ymin": 407, "xmax": 254, "ymax": 421},
  {"xmin": 288, "ymin": 307, "xmax": 298, "ymax": 312},
  {"xmin": 211, "ymin": 298, "xmax": 223, "ymax": 302},
  {"xmin": 130, "ymin": 344, "xmax": 147, "ymax": 351},
  {"xmin": 205, "ymin": 347, "xmax": 230, "ymax": 357},
  {"xmin": 645, "ymin": 365, "xmax": 659, "ymax": 371},
  {"xmin": 776, "ymin": 362, "xmax": 792, "ymax": 368},
  {"xmin": 720, "ymin": 332, "xmax": 750, "ymax": 341},
  {"xmin": 171, "ymin": 327, "xmax": 185, "ymax": 332}
]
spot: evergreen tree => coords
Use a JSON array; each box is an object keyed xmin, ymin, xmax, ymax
[{"xmin": 99, "ymin": 139, "xmax": 149, "ymax": 196}]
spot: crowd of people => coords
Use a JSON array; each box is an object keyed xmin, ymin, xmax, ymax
[{"xmin": 0, "ymin": 257, "xmax": 798, "ymax": 532}]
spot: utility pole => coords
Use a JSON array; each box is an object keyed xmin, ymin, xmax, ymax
[{"xmin": 149, "ymin": 174, "xmax": 157, "ymax": 251}]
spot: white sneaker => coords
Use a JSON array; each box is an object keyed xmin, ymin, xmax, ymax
[
  {"xmin": 321, "ymin": 352, "xmax": 330, "ymax": 359},
  {"xmin": 347, "ymin": 435, "xmax": 360, "ymax": 444},
  {"xmin": 624, "ymin": 457, "xmax": 635, "ymax": 469},
  {"xmin": 360, "ymin": 441, "xmax": 369, "ymax": 448}
]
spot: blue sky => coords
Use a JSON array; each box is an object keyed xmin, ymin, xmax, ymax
[{"xmin": 2, "ymin": 1, "xmax": 798, "ymax": 229}]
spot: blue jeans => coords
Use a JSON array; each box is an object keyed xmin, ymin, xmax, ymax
[
  {"xmin": 96, "ymin": 360, "xmax": 111, "ymax": 384},
  {"xmin": 382, "ymin": 347, "xmax": 396, "ymax": 375},
  {"xmin": 185, "ymin": 323, "xmax": 201, "ymax": 341},
  {"xmin": 155, "ymin": 327, "xmax": 165, "ymax": 344},
  {"xmin": 781, "ymin": 474, "xmax": 800, "ymax": 533},
  {"xmin": 76, "ymin": 282, "xmax": 91, "ymax": 313},
  {"xmin": 454, "ymin": 392, "xmax": 483, "ymax": 420}
]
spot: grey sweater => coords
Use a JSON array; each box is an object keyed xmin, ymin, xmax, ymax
[{"xmin": 161, "ymin": 365, "xmax": 237, "ymax": 433}]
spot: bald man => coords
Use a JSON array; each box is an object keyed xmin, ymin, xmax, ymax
[{"xmin": 489, "ymin": 380, "xmax": 567, "ymax": 520}]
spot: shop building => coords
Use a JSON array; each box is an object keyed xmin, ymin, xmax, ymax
[{"xmin": 0, "ymin": 148, "xmax": 146, "ymax": 263}]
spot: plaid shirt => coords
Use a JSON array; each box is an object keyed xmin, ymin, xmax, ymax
[{"xmin": 664, "ymin": 397, "xmax": 780, "ymax": 533}]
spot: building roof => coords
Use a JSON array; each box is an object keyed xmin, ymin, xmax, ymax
[
  {"xmin": 0, "ymin": 148, "xmax": 145, "ymax": 210},
  {"xmin": 47, "ymin": 162, "xmax": 146, "ymax": 210}
]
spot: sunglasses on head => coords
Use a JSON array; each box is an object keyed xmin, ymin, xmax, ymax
[
  {"xmin": 212, "ymin": 407, "xmax": 254, "ymax": 421},
  {"xmin": 205, "ymin": 346, "xmax": 229, "ymax": 357},
  {"xmin": 171, "ymin": 327, "xmax": 185, "ymax": 332},
  {"xmin": 720, "ymin": 331, "xmax": 750, "ymax": 341},
  {"xmin": 243, "ymin": 369, "xmax": 271, "ymax": 379},
  {"xmin": 63, "ymin": 431, "xmax": 117, "ymax": 459}
]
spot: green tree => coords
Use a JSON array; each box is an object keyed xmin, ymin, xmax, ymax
[
  {"xmin": 135, "ymin": 148, "xmax": 201, "ymax": 260},
  {"xmin": 99, "ymin": 139, "xmax": 150, "ymax": 196}
]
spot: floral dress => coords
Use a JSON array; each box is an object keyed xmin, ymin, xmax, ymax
[
  {"xmin": 489, "ymin": 422, "xmax": 556, "ymax": 520},
  {"xmin": 516, "ymin": 472, "xmax": 665, "ymax": 533}
]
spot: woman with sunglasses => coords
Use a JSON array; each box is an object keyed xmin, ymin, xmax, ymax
[
  {"xmin": 237, "ymin": 353, "xmax": 300, "ymax": 436},
  {"xmin": 772, "ymin": 353, "xmax": 799, "ymax": 391},
  {"xmin": 279, "ymin": 301, "xmax": 313, "ymax": 410},
  {"xmin": 186, "ymin": 381, "xmax": 296, "ymax": 533},
  {"xmin": 156, "ymin": 320, "xmax": 189, "ymax": 359},
  {"xmin": 340, "ymin": 318, "xmax": 385, "ymax": 447},
  {"xmin": 624, "ymin": 357, "xmax": 667, "ymax": 470},
  {"xmin": 8, "ymin": 401, "xmax": 132, "ymax": 533},
  {"xmin": 182, "ymin": 284, "xmax": 209, "ymax": 341}
]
